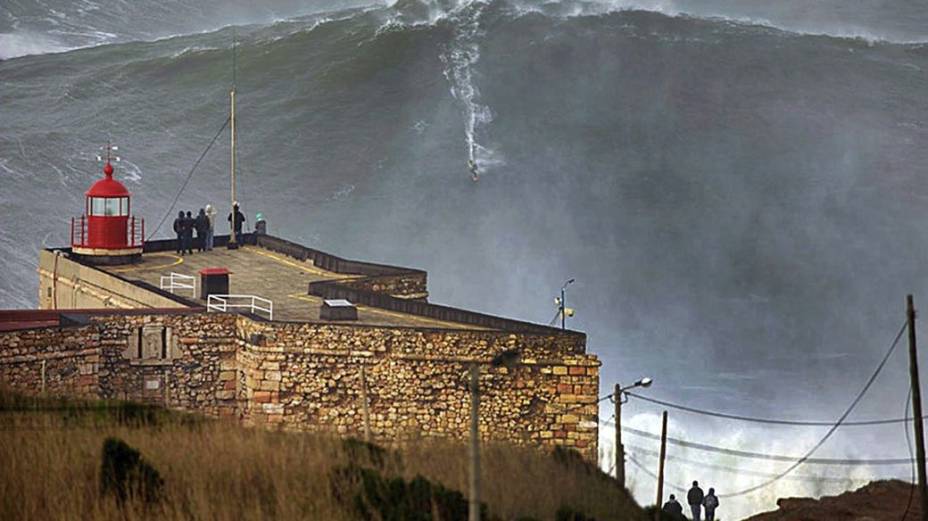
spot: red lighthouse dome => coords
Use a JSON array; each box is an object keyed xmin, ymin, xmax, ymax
[{"xmin": 70, "ymin": 145, "xmax": 144, "ymax": 264}]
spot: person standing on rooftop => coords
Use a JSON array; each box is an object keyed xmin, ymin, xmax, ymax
[
  {"xmin": 194, "ymin": 209, "xmax": 209, "ymax": 252},
  {"xmin": 172, "ymin": 211, "xmax": 185, "ymax": 255},
  {"xmin": 228, "ymin": 202, "xmax": 245, "ymax": 244},
  {"xmin": 204, "ymin": 204, "xmax": 216, "ymax": 251}
]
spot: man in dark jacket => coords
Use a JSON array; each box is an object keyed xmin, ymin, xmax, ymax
[
  {"xmin": 688, "ymin": 481, "xmax": 705, "ymax": 521},
  {"xmin": 228, "ymin": 202, "xmax": 245, "ymax": 244},
  {"xmin": 172, "ymin": 211, "xmax": 185, "ymax": 255},
  {"xmin": 194, "ymin": 208, "xmax": 209, "ymax": 252},
  {"xmin": 182, "ymin": 211, "xmax": 194, "ymax": 255},
  {"xmin": 661, "ymin": 494, "xmax": 684, "ymax": 520}
]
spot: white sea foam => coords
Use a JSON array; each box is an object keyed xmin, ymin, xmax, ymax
[
  {"xmin": 439, "ymin": 1, "xmax": 504, "ymax": 178},
  {"xmin": 0, "ymin": 32, "xmax": 69, "ymax": 60}
]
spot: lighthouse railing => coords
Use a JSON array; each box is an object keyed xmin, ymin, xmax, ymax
[
  {"xmin": 70, "ymin": 216, "xmax": 88, "ymax": 247},
  {"xmin": 128, "ymin": 216, "xmax": 145, "ymax": 248}
]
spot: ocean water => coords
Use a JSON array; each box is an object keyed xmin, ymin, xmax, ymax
[{"xmin": 2, "ymin": 0, "xmax": 928, "ymax": 517}]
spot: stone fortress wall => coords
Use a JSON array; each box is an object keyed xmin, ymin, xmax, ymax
[{"xmin": 5, "ymin": 234, "xmax": 601, "ymax": 460}]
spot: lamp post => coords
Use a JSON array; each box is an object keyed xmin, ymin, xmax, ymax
[{"xmin": 614, "ymin": 377, "xmax": 653, "ymax": 489}]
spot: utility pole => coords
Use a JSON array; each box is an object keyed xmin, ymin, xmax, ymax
[
  {"xmin": 469, "ymin": 364, "xmax": 481, "ymax": 521},
  {"xmin": 614, "ymin": 383, "xmax": 625, "ymax": 488},
  {"xmin": 360, "ymin": 365, "xmax": 371, "ymax": 442},
  {"xmin": 907, "ymin": 294, "xmax": 928, "ymax": 521},
  {"xmin": 654, "ymin": 410, "xmax": 668, "ymax": 521}
]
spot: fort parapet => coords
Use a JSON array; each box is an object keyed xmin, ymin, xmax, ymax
[{"xmin": 0, "ymin": 233, "xmax": 600, "ymax": 460}]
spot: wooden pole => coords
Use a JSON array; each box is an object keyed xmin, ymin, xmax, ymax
[
  {"xmin": 906, "ymin": 294, "xmax": 928, "ymax": 521},
  {"xmin": 360, "ymin": 365, "xmax": 371, "ymax": 442},
  {"xmin": 615, "ymin": 383, "xmax": 625, "ymax": 488},
  {"xmin": 469, "ymin": 364, "xmax": 481, "ymax": 521},
  {"xmin": 655, "ymin": 411, "xmax": 668, "ymax": 521}
]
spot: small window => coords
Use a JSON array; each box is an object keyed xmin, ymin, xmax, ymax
[{"xmin": 91, "ymin": 198, "xmax": 106, "ymax": 216}]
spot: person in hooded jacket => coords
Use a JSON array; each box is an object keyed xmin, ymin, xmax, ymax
[
  {"xmin": 194, "ymin": 208, "xmax": 209, "ymax": 252},
  {"xmin": 703, "ymin": 488, "xmax": 719, "ymax": 521},
  {"xmin": 172, "ymin": 211, "xmax": 186, "ymax": 255}
]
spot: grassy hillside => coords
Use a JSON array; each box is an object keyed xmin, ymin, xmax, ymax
[{"xmin": 0, "ymin": 389, "xmax": 646, "ymax": 520}]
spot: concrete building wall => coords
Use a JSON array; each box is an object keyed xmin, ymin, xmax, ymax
[
  {"xmin": 37, "ymin": 250, "xmax": 185, "ymax": 310},
  {"xmin": 0, "ymin": 311, "xmax": 600, "ymax": 460}
]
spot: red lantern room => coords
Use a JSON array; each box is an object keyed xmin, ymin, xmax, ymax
[{"xmin": 70, "ymin": 144, "xmax": 144, "ymax": 264}]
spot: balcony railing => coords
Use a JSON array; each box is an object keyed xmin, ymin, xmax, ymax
[{"xmin": 71, "ymin": 215, "xmax": 145, "ymax": 249}]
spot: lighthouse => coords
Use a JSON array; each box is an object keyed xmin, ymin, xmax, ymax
[{"xmin": 70, "ymin": 144, "xmax": 144, "ymax": 265}]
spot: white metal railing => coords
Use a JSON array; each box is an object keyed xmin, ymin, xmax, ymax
[
  {"xmin": 159, "ymin": 272, "xmax": 196, "ymax": 297},
  {"xmin": 207, "ymin": 294, "xmax": 274, "ymax": 321}
]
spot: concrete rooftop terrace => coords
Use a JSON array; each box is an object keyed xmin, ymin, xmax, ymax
[{"xmin": 98, "ymin": 241, "xmax": 484, "ymax": 330}]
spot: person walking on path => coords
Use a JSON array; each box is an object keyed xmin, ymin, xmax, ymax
[
  {"xmin": 172, "ymin": 211, "xmax": 186, "ymax": 255},
  {"xmin": 703, "ymin": 488, "xmax": 719, "ymax": 521},
  {"xmin": 182, "ymin": 211, "xmax": 195, "ymax": 255},
  {"xmin": 194, "ymin": 208, "xmax": 209, "ymax": 252},
  {"xmin": 687, "ymin": 481, "xmax": 705, "ymax": 521},
  {"xmin": 228, "ymin": 202, "xmax": 245, "ymax": 244},
  {"xmin": 661, "ymin": 494, "xmax": 684, "ymax": 520},
  {"xmin": 204, "ymin": 204, "xmax": 216, "ymax": 250}
]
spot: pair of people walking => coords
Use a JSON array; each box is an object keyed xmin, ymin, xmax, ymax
[
  {"xmin": 661, "ymin": 482, "xmax": 718, "ymax": 521},
  {"xmin": 172, "ymin": 206, "xmax": 216, "ymax": 255}
]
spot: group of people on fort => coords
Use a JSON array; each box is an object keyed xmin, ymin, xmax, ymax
[
  {"xmin": 661, "ymin": 481, "xmax": 719, "ymax": 521},
  {"xmin": 172, "ymin": 203, "xmax": 246, "ymax": 255}
]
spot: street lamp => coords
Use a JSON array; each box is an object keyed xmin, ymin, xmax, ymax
[{"xmin": 613, "ymin": 376, "xmax": 654, "ymax": 489}]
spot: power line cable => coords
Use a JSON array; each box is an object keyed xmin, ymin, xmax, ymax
[
  {"xmin": 714, "ymin": 319, "xmax": 908, "ymax": 497},
  {"xmin": 612, "ymin": 422, "xmax": 914, "ymax": 465},
  {"xmin": 146, "ymin": 116, "xmax": 231, "ymax": 240},
  {"xmin": 626, "ymin": 445, "xmax": 877, "ymax": 483},
  {"xmin": 626, "ymin": 391, "xmax": 925, "ymax": 427},
  {"xmin": 610, "ymin": 320, "xmax": 911, "ymax": 492}
]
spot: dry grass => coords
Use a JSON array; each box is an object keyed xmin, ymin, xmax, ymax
[{"xmin": 0, "ymin": 391, "xmax": 645, "ymax": 520}]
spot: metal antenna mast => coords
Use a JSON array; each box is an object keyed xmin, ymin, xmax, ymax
[{"xmin": 228, "ymin": 27, "xmax": 239, "ymax": 249}]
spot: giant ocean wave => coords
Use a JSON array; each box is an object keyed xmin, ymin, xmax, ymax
[{"xmin": 2, "ymin": 1, "xmax": 928, "ymax": 518}]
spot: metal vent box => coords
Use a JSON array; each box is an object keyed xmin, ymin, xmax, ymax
[{"xmin": 320, "ymin": 299, "xmax": 358, "ymax": 321}]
